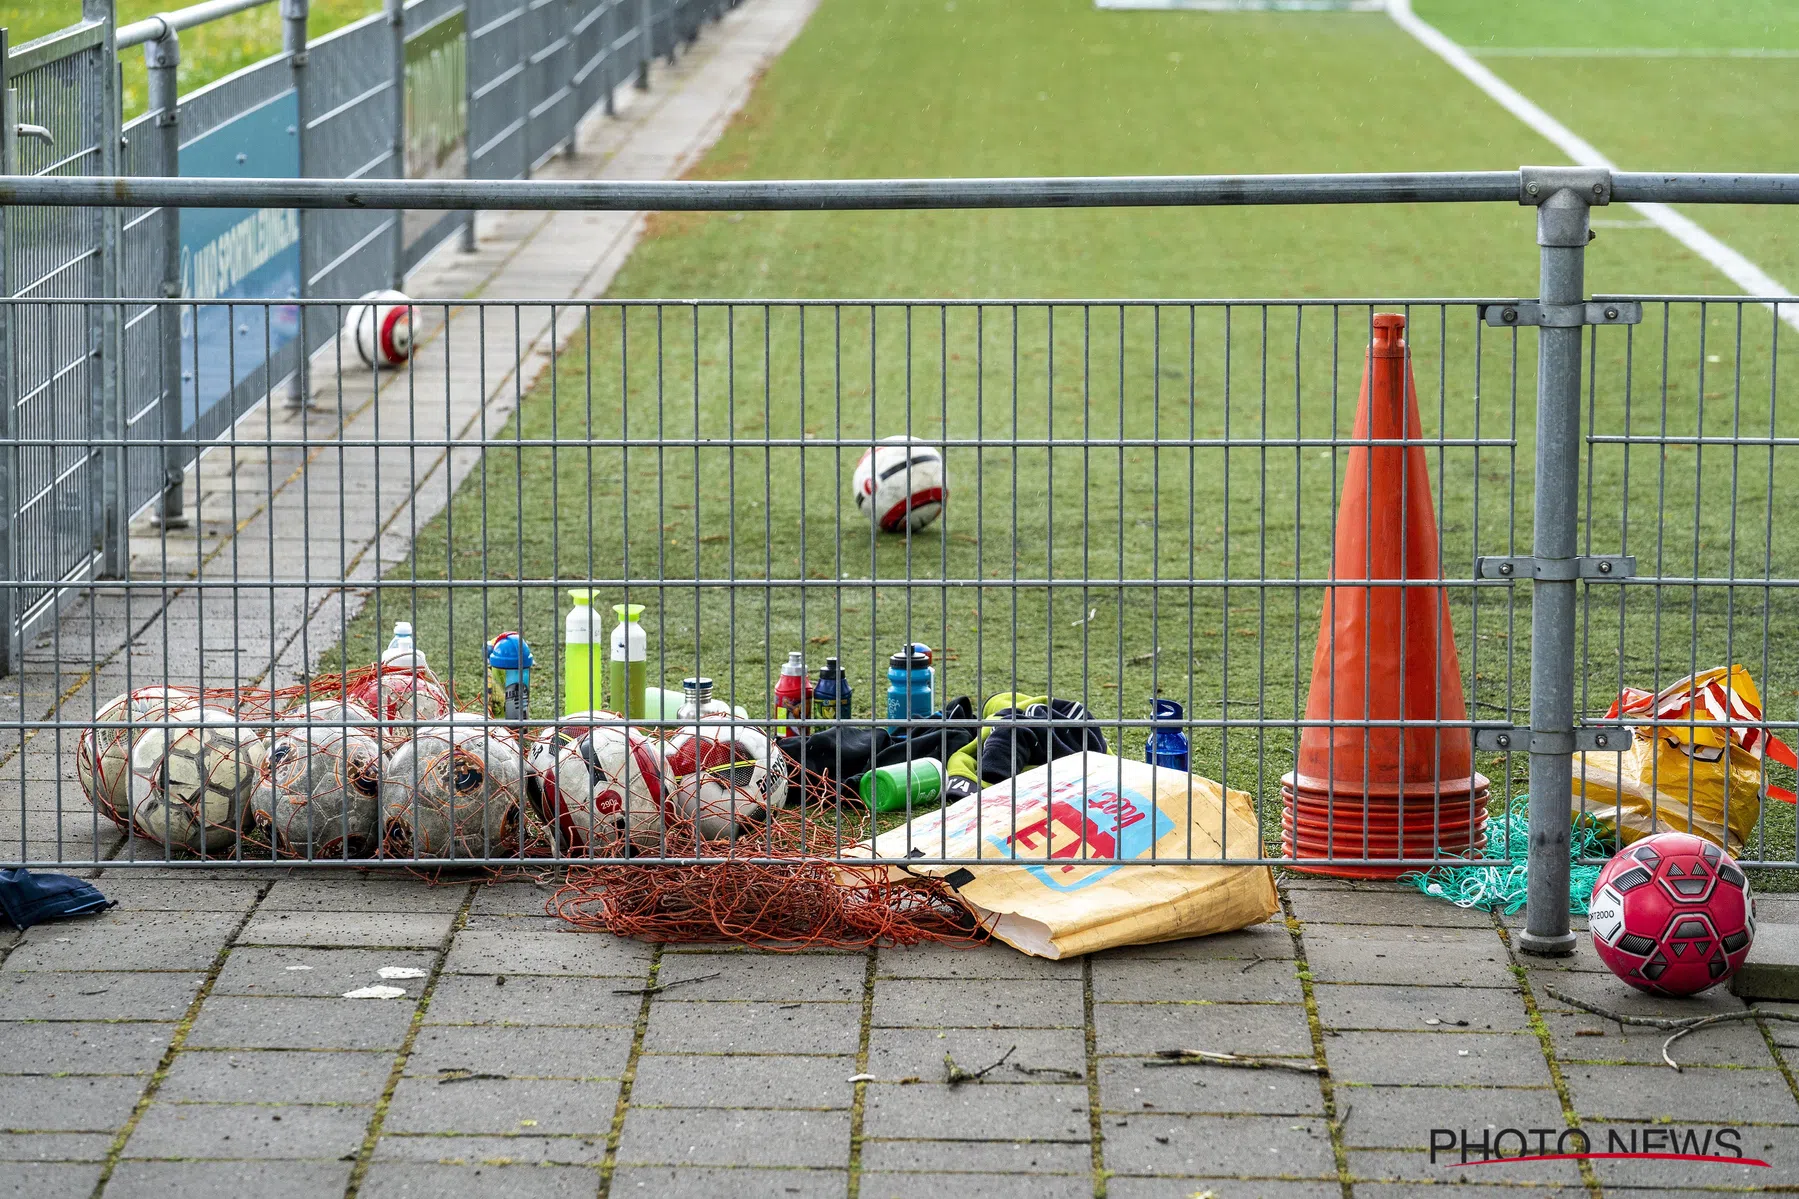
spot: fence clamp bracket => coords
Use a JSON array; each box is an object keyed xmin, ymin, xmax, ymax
[
  {"xmin": 1475, "ymin": 726, "xmax": 1633, "ymax": 754},
  {"xmin": 1477, "ymin": 554, "xmax": 1635, "ymax": 582},
  {"xmin": 1482, "ymin": 300, "xmax": 1642, "ymax": 328}
]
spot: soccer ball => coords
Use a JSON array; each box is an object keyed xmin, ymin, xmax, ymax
[
  {"xmin": 344, "ymin": 667, "xmax": 455, "ymax": 752},
  {"xmin": 1589, "ymin": 831, "xmax": 1755, "ymax": 996},
  {"xmin": 128, "ymin": 707, "xmax": 266, "ymax": 854},
  {"xmin": 661, "ymin": 719, "xmax": 791, "ymax": 842},
  {"xmin": 380, "ymin": 721, "xmax": 525, "ymax": 859},
  {"xmin": 525, "ymin": 713, "xmax": 669, "ymax": 857},
  {"xmin": 343, "ymin": 289, "xmax": 415, "ymax": 368},
  {"xmin": 853, "ymin": 435, "xmax": 946, "ymax": 533},
  {"xmin": 77, "ymin": 686, "xmax": 205, "ymax": 826},
  {"xmin": 251, "ymin": 701, "xmax": 384, "ymax": 858}
]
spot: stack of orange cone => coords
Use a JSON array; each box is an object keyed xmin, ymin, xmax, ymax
[{"xmin": 1281, "ymin": 313, "xmax": 1488, "ymax": 878}]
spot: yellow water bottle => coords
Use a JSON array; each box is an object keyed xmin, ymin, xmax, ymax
[{"xmin": 563, "ymin": 589, "xmax": 600, "ymax": 715}]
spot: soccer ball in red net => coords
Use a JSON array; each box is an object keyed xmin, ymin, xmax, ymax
[{"xmin": 1589, "ymin": 831, "xmax": 1755, "ymax": 996}]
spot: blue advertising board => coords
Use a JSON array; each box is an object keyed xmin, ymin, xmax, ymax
[{"xmin": 179, "ymin": 89, "xmax": 301, "ymax": 432}]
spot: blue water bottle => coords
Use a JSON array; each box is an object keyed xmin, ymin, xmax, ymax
[
  {"xmin": 886, "ymin": 644, "xmax": 934, "ymax": 737},
  {"xmin": 1146, "ymin": 698, "xmax": 1190, "ymax": 771},
  {"xmin": 813, "ymin": 658, "xmax": 852, "ymax": 724}
]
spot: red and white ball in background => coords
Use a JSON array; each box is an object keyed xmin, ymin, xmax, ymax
[
  {"xmin": 1589, "ymin": 831, "xmax": 1755, "ymax": 997},
  {"xmin": 853, "ymin": 435, "xmax": 946, "ymax": 533},
  {"xmin": 343, "ymin": 667, "xmax": 454, "ymax": 753},
  {"xmin": 343, "ymin": 289, "xmax": 415, "ymax": 369},
  {"xmin": 525, "ymin": 714, "xmax": 669, "ymax": 857}
]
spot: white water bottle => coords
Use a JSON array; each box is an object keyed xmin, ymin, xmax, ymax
[{"xmin": 380, "ymin": 621, "xmax": 428, "ymax": 672}]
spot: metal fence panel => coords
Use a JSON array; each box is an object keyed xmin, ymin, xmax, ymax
[
  {"xmin": 119, "ymin": 110, "xmax": 170, "ymax": 519},
  {"xmin": 466, "ymin": 0, "xmax": 529, "ymax": 182}
]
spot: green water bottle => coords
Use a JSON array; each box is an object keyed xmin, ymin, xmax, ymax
[
  {"xmin": 607, "ymin": 603, "xmax": 648, "ymax": 721},
  {"xmin": 563, "ymin": 589, "xmax": 600, "ymax": 715}
]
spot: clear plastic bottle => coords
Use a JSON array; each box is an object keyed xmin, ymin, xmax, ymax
[{"xmin": 380, "ymin": 621, "xmax": 428, "ymax": 673}]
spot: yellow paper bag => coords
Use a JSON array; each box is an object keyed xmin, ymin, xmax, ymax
[
  {"xmin": 1573, "ymin": 665, "xmax": 1797, "ymax": 855},
  {"xmin": 852, "ymin": 752, "xmax": 1278, "ymax": 959}
]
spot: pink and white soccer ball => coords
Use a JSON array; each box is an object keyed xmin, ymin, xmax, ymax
[
  {"xmin": 343, "ymin": 667, "xmax": 454, "ymax": 752},
  {"xmin": 1589, "ymin": 831, "xmax": 1755, "ymax": 997},
  {"xmin": 343, "ymin": 289, "xmax": 415, "ymax": 369},
  {"xmin": 524, "ymin": 713, "xmax": 669, "ymax": 857},
  {"xmin": 853, "ymin": 435, "xmax": 946, "ymax": 533}
]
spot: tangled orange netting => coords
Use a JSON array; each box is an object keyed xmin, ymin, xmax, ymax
[{"xmin": 548, "ymin": 764, "xmax": 990, "ymax": 951}]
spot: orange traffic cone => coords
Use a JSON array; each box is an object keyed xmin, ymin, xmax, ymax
[{"xmin": 1282, "ymin": 313, "xmax": 1487, "ymax": 878}]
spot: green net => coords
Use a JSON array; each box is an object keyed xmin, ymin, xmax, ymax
[{"xmin": 1398, "ymin": 796, "xmax": 1615, "ymax": 915}]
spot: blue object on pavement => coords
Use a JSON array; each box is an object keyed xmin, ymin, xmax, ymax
[{"xmin": 0, "ymin": 868, "xmax": 115, "ymax": 929}]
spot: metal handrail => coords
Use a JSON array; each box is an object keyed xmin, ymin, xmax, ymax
[{"xmin": 116, "ymin": 0, "xmax": 279, "ymax": 50}]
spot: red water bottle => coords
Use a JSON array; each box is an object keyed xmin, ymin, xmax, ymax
[{"xmin": 773, "ymin": 651, "xmax": 811, "ymax": 736}]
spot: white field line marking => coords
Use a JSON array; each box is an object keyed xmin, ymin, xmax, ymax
[
  {"xmin": 1475, "ymin": 47, "xmax": 1799, "ymax": 58},
  {"xmin": 1387, "ymin": 0, "xmax": 1799, "ymax": 333}
]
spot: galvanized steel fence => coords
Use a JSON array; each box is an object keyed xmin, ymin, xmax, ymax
[
  {"xmin": 1, "ymin": 169, "xmax": 1798, "ymax": 960},
  {"xmin": 0, "ymin": 0, "xmax": 730, "ymax": 663}
]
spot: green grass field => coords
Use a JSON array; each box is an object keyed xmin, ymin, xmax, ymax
[
  {"xmin": 6, "ymin": 1, "xmax": 378, "ymax": 117},
  {"xmin": 304, "ymin": 0, "xmax": 1799, "ymax": 868}
]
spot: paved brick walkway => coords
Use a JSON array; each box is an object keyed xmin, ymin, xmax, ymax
[{"xmin": 3, "ymin": 874, "xmax": 1797, "ymax": 1197}]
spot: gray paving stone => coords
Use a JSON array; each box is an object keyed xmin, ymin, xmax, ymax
[
  {"xmin": 1096, "ymin": 1056, "xmax": 1323, "ymax": 1116},
  {"xmin": 467, "ymin": 882, "xmax": 555, "ymax": 917},
  {"xmin": 1352, "ymin": 1187, "xmax": 1582, "ymax": 1199},
  {"xmin": 460, "ymin": 914, "xmax": 567, "ymax": 934},
  {"xmin": 1331, "ymin": 1083, "xmax": 1566, "ymax": 1149},
  {"xmin": 3, "ymin": 912, "xmax": 240, "ymax": 972},
  {"xmin": 1106, "ymin": 1181, "xmax": 1340, "ymax": 1199},
  {"xmin": 630, "ymin": 1053, "xmax": 853, "ymax": 1108},
  {"xmin": 1530, "ymin": 966, "xmax": 1749, "ymax": 1016},
  {"xmin": 646, "ymin": 952, "xmax": 867, "ymax": 1001},
  {"xmin": 0, "ymin": 1020, "xmax": 172, "ymax": 1075},
  {"xmin": 1101, "ymin": 1112, "xmax": 1335, "ymax": 1179},
  {"xmin": 213, "ymin": 947, "xmax": 438, "ymax": 997},
  {"xmin": 237, "ymin": 910, "xmax": 456, "ymax": 948},
  {"xmin": 442, "ymin": 930, "xmax": 651, "ymax": 976},
  {"xmin": 184, "ymin": 996, "xmax": 418, "ymax": 1050},
  {"xmin": 644, "ymin": 1001, "xmax": 861, "ymax": 1056},
  {"xmin": 877, "ymin": 943, "xmax": 1082, "ymax": 981},
  {"xmin": 1562, "ymin": 1063, "xmax": 1799, "ymax": 1122},
  {"xmin": 358, "ymin": 1162, "xmax": 600, "ymax": 1199},
  {"xmin": 1309, "ymin": 982, "xmax": 1530, "ymax": 1032},
  {"xmin": 1092, "ymin": 1002, "xmax": 1314, "ymax": 1057},
  {"xmin": 1541, "ymin": 1010, "xmax": 1777, "ymax": 1067},
  {"xmin": 95, "ymin": 879, "xmax": 264, "ymax": 912},
  {"xmin": 1347, "ymin": 1146, "xmax": 1584, "ymax": 1185},
  {"xmin": 122, "ymin": 1100, "xmax": 372, "ymax": 1159},
  {"xmin": 0, "ymin": 972, "xmax": 201, "ymax": 1024},
  {"xmin": 383, "ymin": 1076, "xmax": 621, "ymax": 1135},
  {"xmin": 862, "ymin": 1082, "xmax": 1089, "ymax": 1141},
  {"xmin": 406, "ymin": 1025, "xmax": 634, "ymax": 1079},
  {"xmin": 0, "ymin": 1162, "xmax": 104, "ymax": 1199},
  {"xmin": 260, "ymin": 877, "xmax": 471, "ymax": 913},
  {"xmin": 856, "ymin": 1137, "xmax": 1092, "ymax": 1175},
  {"xmin": 0, "ymin": 1075, "xmax": 147, "ymax": 1132},
  {"xmin": 858, "ymin": 1172, "xmax": 1089, "ymax": 1199},
  {"xmin": 870, "ymin": 978, "xmax": 1082, "ymax": 1029},
  {"xmin": 158, "ymin": 1049, "xmax": 392, "ymax": 1104},
  {"xmin": 1588, "ymin": 1141, "xmax": 1786, "ymax": 1190},
  {"xmin": 609, "ymin": 1165, "xmax": 849, "ymax": 1198},
  {"xmin": 1091, "ymin": 922, "xmax": 1295, "ymax": 963},
  {"xmin": 867, "ymin": 1026, "xmax": 1085, "ymax": 1082},
  {"xmin": 371, "ymin": 1132, "xmax": 609, "ymax": 1164},
  {"xmin": 1323, "ymin": 1031, "xmax": 1551, "ymax": 1087},
  {"xmin": 422, "ymin": 972, "xmax": 643, "ymax": 1027},
  {"xmin": 1299, "ymin": 927, "xmax": 1513, "ymax": 988},
  {"xmin": 1288, "ymin": 888, "xmax": 1495, "ymax": 928},
  {"xmin": 0, "ymin": 1132, "xmax": 112, "ymax": 1162},
  {"xmin": 1091, "ymin": 956, "xmax": 1302, "ymax": 1004},
  {"xmin": 107, "ymin": 1160, "xmax": 354, "ymax": 1198},
  {"xmin": 1513, "ymin": 936, "xmax": 1612, "ymax": 976},
  {"xmin": 614, "ymin": 1106, "xmax": 850, "ymax": 1169}
]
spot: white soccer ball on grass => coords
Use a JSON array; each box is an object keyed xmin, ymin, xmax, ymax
[{"xmin": 853, "ymin": 435, "xmax": 946, "ymax": 533}]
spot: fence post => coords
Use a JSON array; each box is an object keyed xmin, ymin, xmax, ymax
[
  {"xmin": 636, "ymin": 0, "xmax": 652, "ymax": 89},
  {"xmin": 283, "ymin": 0, "xmax": 311, "ymax": 411},
  {"xmin": 87, "ymin": 0, "xmax": 127, "ymax": 580},
  {"xmin": 1519, "ymin": 164, "xmax": 1606, "ymax": 958},
  {"xmin": 145, "ymin": 28, "xmax": 188, "ymax": 529},
  {"xmin": 460, "ymin": 0, "xmax": 477, "ymax": 252},
  {"xmin": 0, "ymin": 35, "xmax": 16, "ymax": 675},
  {"xmin": 387, "ymin": 0, "xmax": 406, "ymax": 288}
]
